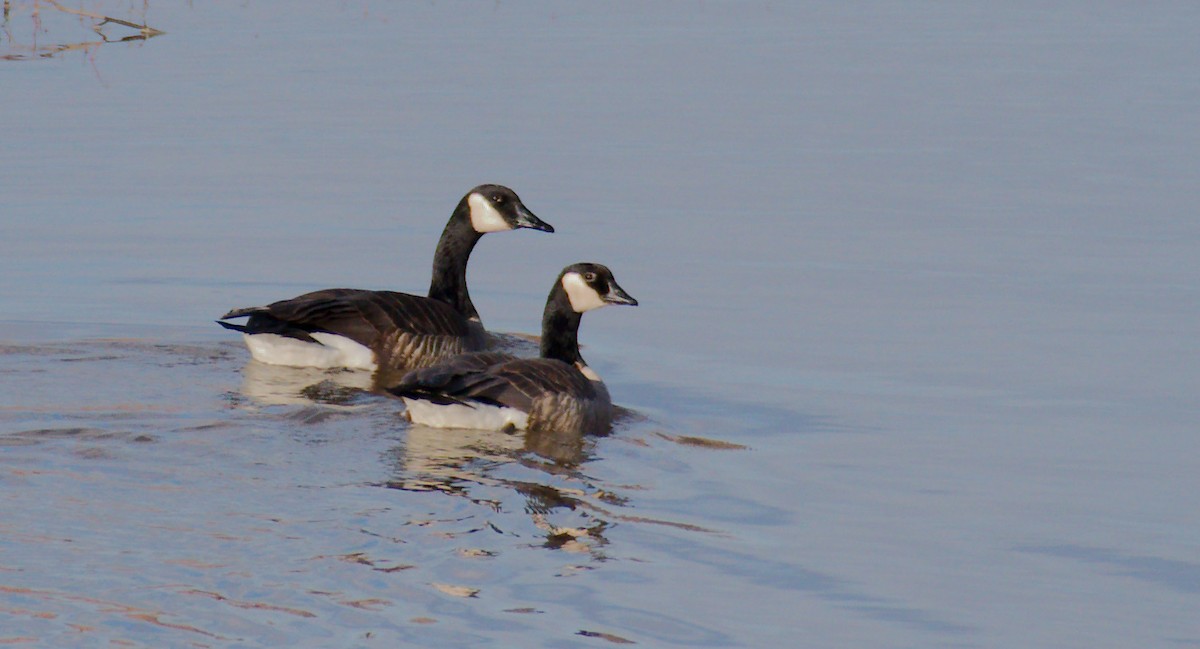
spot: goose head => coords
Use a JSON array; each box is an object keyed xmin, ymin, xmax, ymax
[
  {"xmin": 559, "ymin": 263, "xmax": 638, "ymax": 313},
  {"xmin": 464, "ymin": 184, "xmax": 554, "ymax": 234}
]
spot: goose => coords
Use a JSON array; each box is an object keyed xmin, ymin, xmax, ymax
[
  {"xmin": 217, "ymin": 184, "xmax": 553, "ymax": 373},
  {"xmin": 387, "ymin": 262, "xmax": 637, "ymax": 435}
]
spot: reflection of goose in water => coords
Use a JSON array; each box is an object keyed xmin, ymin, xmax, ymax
[
  {"xmin": 381, "ymin": 421, "xmax": 609, "ymax": 551},
  {"xmin": 236, "ymin": 360, "xmax": 375, "ymax": 406},
  {"xmin": 217, "ymin": 185, "xmax": 553, "ymax": 373},
  {"xmin": 385, "ymin": 423, "xmax": 592, "ymax": 492},
  {"xmin": 383, "ymin": 424, "xmax": 527, "ymax": 499}
]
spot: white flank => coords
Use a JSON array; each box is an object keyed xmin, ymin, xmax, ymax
[
  {"xmin": 561, "ymin": 272, "xmax": 608, "ymax": 313},
  {"xmin": 467, "ymin": 193, "xmax": 512, "ymax": 233},
  {"xmin": 403, "ymin": 397, "xmax": 530, "ymax": 431},
  {"xmin": 242, "ymin": 332, "xmax": 377, "ymax": 371}
]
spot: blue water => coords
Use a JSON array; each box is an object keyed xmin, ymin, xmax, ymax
[{"xmin": 3, "ymin": 2, "xmax": 1198, "ymax": 647}]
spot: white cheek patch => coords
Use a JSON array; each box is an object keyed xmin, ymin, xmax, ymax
[
  {"xmin": 561, "ymin": 272, "xmax": 608, "ymax": 313},
  {"xmin": 467, "ymin": 193, "xmax": 512, "ymax": 233},
  {"xmin": 576, "ymin": 363, "xmax": 602, "ymax": 382}
]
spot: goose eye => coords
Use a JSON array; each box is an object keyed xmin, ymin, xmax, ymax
[
  {"xmin": 491, "ymin": 194, "xmax": 504, "ymax": 204},
  {"xmin": 584, "ymin": 272, "xmax": 597, "ymax": 282}
]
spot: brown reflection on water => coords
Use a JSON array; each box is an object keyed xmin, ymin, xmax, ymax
[
  {"xmin": 181, "ymin": 589, "xmax": 318, "ymax": 619},
  {"xmin": 0, "ymin": 584, "xmax": 225, "ymax": 642}
]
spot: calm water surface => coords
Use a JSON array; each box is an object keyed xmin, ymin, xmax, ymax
[{"xmin": 2, "ymin": 2, "xmax": 1198, "ymax": 647}]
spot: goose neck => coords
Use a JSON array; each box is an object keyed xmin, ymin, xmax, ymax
[
  {"xmin": 540, "ymin": 289, "xmax": 583, "ymax": 365},
  {"xmin": 428, "ymin": 206, "xmax": 484, "ymax": 320}
]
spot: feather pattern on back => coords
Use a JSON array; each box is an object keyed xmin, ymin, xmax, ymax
[
  {"xmin": 387, "ymin": 262, "xmax": 637, "ymax": 435},
  {"xmin": 217, "ymin": 184, "xmax": 553, "ymax": 372},
  {"xmin": 224, "ymin": 289, "xmax": 485, "ymax": 371},
  {"xmin": 391, "ymin": 355, "xmax": 611, "ymax": 432}
]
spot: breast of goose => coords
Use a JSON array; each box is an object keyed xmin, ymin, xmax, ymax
[
  {"xmin": 388, "ymin": 262, "xmax": 638, "ymax": 435},
  {"xmin": 216, "ymin": 184, "xmax": 554, "ymax": 372}
]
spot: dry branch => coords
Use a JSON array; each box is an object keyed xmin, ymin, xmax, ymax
[{"xmin": 43, "ymin": 0, "xmax": 165, "ymax": 37}]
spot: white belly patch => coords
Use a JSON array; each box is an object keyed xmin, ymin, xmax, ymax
[
  {"xmin": 243, "ymin": 332, "xmax": 377, "ymax": 371},
  {"xmin": 402, "ymin": 397, "xmax": 530, "ymax": 431}
]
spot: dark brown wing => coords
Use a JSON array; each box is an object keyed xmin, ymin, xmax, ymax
[
  {"xmin": 388, "ymin": 357, "xmax": 597, "ymax": 411},
  {"xmin": 394, "ymin": 352, "xmax": 516, "ymax": 386},
  {"xmin": 221, "ymin": 289, "xmax": 471, "ymax": 347}
]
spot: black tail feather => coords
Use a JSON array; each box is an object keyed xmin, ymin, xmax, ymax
[
  {"xmin": 216, "ymin": 319, "xmax": 249, "ymax": 333},
  {"xmin": 216, "ymin": 313, "xmax": 320, "ymax": 343},
  {"xmin": 389, "ymin": 387, "xmax": 475, "ymax": 407}
]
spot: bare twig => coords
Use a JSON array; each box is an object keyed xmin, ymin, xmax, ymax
[{"xmin": 42, "ymin": 0, "xmax": 164, "ymax": 37}]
